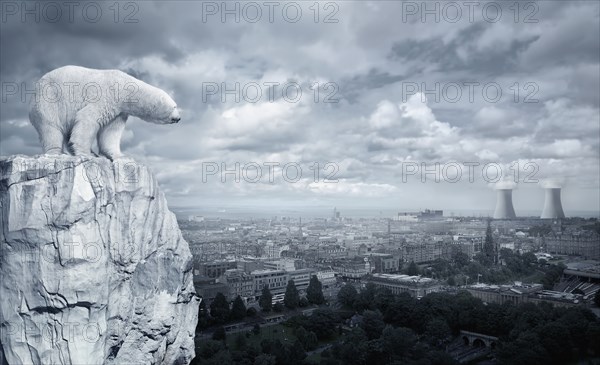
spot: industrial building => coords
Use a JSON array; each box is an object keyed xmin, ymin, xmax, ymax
[
  {"xmin": 493, "ymin": 188, "xmax": 517, "ymax": 219},
  {"xmin": 541, "ymin": 187, "xmax": 566, "ymax": 219}
]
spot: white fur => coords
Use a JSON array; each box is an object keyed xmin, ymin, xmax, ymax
[{"xmin": 29, "ymin": 65, "xmax": 180, "ymax": 159}]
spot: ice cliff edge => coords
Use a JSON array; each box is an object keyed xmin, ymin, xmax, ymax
[{"xmin": 0, "ymin": 155, "xmax": 198, "ymax": 365}]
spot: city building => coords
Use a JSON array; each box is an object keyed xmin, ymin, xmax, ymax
[
  {"xmin": 333, "ymin": 257, "xmax": 370, "ymax": 280},
  {"xmin": 252, "ymin": 269, "xmax": 289, "ymax": 296},
  {"xmin": 467, "ymin": 282, "xmax": 583, "ymax": 307},
  {"xmin": 188, "ymin": 215, "xmax": 205, "ymax": 222},
  {"xmin": 263, "ymin": 258, "xmax": 297, "ymax": 271},
  {"xmin": 545, "ymin": 232, "xmax": 600, "ymax": 260},
  {"xmin": 237, "ymin": 259, "xmax": 263, "ymax": 273},
  {"xmin": 396, "ymin": 209, "xmax": 443, "ymax": 222},
  {"xmin": 196, "ymin": 260, "xmax": 237, "ymax": 278},
  {"xmin": 401, "ymin": 241, "xmax": 446, "ymax": 263},
  {"xmin": 222, "ymin": 269, "xmax": 254, "ymax": 301},
  {"xmin": 365, "ymin": 273, "xmax": 441, "ymax": 298},
  {"xmin": 193, "ymin": 277, "xmax": 229, "ymax": 303},
  {"xmin": 558, "ymin": 261, "xmax": 600, "ymax": 301},
  {"xmin": 368, "ymin": 253, "xmax": 400, "ymax": 273},
  {"xmin": 316, "ymin": 270, "xmax": 336, "ymax": 287},
  {"xmin": 288, "ymin": 268, "xmax": 314, "ymax": 293}
]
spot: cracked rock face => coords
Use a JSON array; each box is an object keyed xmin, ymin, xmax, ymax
[{"xmin": 0, "ymin": 155, "xmax": 198, "ymax": 365}]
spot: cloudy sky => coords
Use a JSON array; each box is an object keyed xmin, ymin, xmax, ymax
[{"xmin": 1, "ymin": 1, "xmax": 599, "ymax": 216}]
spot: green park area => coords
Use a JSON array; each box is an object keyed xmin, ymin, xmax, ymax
[{"xmin": 226, "ymin": 324, "xmax": 298, "ymax": 349}]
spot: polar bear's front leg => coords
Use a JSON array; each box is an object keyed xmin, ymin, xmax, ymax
[
  {"xmin": 98, "ymin": 114, "xmax": 127, "ymax": 160},
  {"xmin": 39, "ymin": 125, "xmax": 66, "ymax": 155},
  {"xmin": 68, "ymin": 105, "xmax": 103, "ymax": 156}
]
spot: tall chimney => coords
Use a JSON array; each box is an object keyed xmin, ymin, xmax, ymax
[
  {"xmin": 541, "ymin": 188, "xmax": 565, "ymax": 219},
  {"xmin": 493, "ymin": 188, "xmax": 517, "ymax": 219}
]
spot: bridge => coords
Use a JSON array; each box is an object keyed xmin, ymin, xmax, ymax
[{"xmin": 460, "ymin": 330, "xmax": 498, "ymax": 349}]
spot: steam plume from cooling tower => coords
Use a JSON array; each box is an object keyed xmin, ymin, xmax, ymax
[
  {"xmin": 540, "ymin": 179, "xmax": 565, "ymax": 219},
  {"xmin": 492, "ymin": 180, "xmax": 517, "ymax": 219}
]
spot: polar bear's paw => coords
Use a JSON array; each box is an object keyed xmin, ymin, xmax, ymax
[
  {"xmin": 68, "ymin": 142, "xmax": 95, "ymax": 158},
  {"xmin": 101, "ymin": 152, "xmax": 124, "ymax": 162},
  {"xmin": 44, "ymin": 147, "xmax": 66, "ymax": 155}
]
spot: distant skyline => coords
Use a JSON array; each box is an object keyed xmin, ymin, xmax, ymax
[
  {"xmin": 1, "ymin": 1, "xmax": 598, "ymax": 213},
  {"xmin": 172, "ymin": 205, "xmax": 600, "ymax": 220}
]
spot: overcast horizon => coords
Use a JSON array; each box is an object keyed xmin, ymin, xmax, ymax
[{"xmin": 1, "ymin": 1, "xmax": 599, "ymax": 215}]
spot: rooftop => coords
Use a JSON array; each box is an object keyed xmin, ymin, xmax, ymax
[
  {"xmin": 369, "ymin": 273, "xmax": 435, "ymax": 284},
  {"xmin": 251, "ymin": 269, "xmax": 286, "ymax": 276},
  {"xmin": 566, "ymin": 261, "xmax": 600, "ymax": 272},
  {"xmin": 468, "ymin": 282, "xmax": 542, "ymax": 294}
]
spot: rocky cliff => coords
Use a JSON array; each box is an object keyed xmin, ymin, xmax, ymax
[{"xmin": 0, "ymin": 155, "xmax": 198, "ymax": 365}]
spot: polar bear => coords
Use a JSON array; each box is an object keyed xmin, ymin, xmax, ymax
[{"xmin": 29, "ymin": 65, "xmax": 181, "ymax": 160}]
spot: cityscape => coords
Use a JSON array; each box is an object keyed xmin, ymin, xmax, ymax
[{"xmin": 181, "ymin": 203, "xmax": 600, "ymax": 365}]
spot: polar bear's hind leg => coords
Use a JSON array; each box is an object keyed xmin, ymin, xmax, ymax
[
  {"xmin": 29, "ymin": 108, "xmax": 65, "ymax": 154},
  {"xmin": 98, "ymin": 114, "xmax": 127, "ymax": 160}
]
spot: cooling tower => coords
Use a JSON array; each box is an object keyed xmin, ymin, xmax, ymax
[
  {"xmin": 541, "ymin": 188, "xmax": 565, "ymax": 219},
  {"xmin": 493, "ymin": 189, "xmax": 516, "ymax": 219}
]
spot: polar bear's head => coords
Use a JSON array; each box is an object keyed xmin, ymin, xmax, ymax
[
  {"xmin": 149, "ymin": 90, "xmax": 181, "ymax": 124},
  {"xmin": 129, "ymin": 84, "xmax": 181, "ymax": 125}
]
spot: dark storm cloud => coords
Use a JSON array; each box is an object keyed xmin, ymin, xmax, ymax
[
  {"xmin": 0, "ymin": 6, "xmax": 183, "ymax": 77},
  {"xmin": 340, "ymin": 68, "xmax": 406, "ymax": 104},
  {"xmin": 388, "ymin": 23, "xmax": 539, "ymax": 76}
]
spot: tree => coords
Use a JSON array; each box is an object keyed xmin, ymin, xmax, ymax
[
  {"xmin": 298, "ymin": 297, "xmax": 309, "ymax": 307},
  {"xmin": 522, "ymin": 251, "xmax": 538, "ymax": 267},
  {"xmin": 284, "ymin": 279, "xmax": 300, "ymax": 309},
  {"xmin": 360, "ymin": 310, "xmax": 385, "ymax": 340},
  {"xmin": 254, "ymin": 354, "xmax": 276, "ymax": 365},
  {"xmin": 197, "ymin": 298, "xmax": 209, "ymax": 330},
  {"xmin": 231, "ymin": 295, "xmax": 247, "ymax": 321},
  {"xmin": 306, "ymin": 309, "xmax": 339, "ymax": 340},
  {"xmin": 288, "ymin": 339, "xmax": 307, "ymax": 364},
  {"xmin": 337, "ymin": 283, "xmax": 358, "ymax": 308},
  {"xmin": 337, "ymin": 328, "xmax": 368, "ymax": 365},
  {"xmin": 424, "ymin": 318, "xmax": 451, "ymax": 345},
  {"xmin": 234, "ymin": 332, "xmax": 247, "ymax": 350},
  {"xmin": 210, "ymin": 292, "xmax": 230, "ymax": 323},
  {"xmin": 306, "ymin": 275, "xmax": 325, "ymax": 305},
  {"xmin": 406, "ymin": 261, "xmax": 419, "ymax": 276},
  {"xmin": 354, "ymin": 282, "xmax": 377, "ymax": 312},
  {"xmin": 482, "ymin": 219, "xmax": 496, "ymax": 265},
  {"xmin": 541, "ymin": 263, "xmax": 565, "ymax": 290},
  {"xmin": 295, "ymin": 326, "xmax": 318, "ymax": 351},
  {"xmin": 373, "ymin": 287, "xmax": 395, "ymax": 314},
  {"xmin": 382, "ymin": 326, "xmax": 417, "ymax": 359},
  {"xmin": 212, "ymin": 326, "xmax": 226, "ymax": 341},
  {"xmin": 452, "ymin": 250, "xmax": 470, "ymax": 268},
  {"xmin": 273, "ymin": 302, "xmax": 284, "ymax": 312},
  {"xmin": 259, "ymin": 286, "xmax": 273, "ymax": 312},
  {"xmin": 247, "ymin": 307, "xmax": 257, "ymax": 317},
  {"xmin": 197, "ymin": 339, "xmax": 226, "ymax": 359}
]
